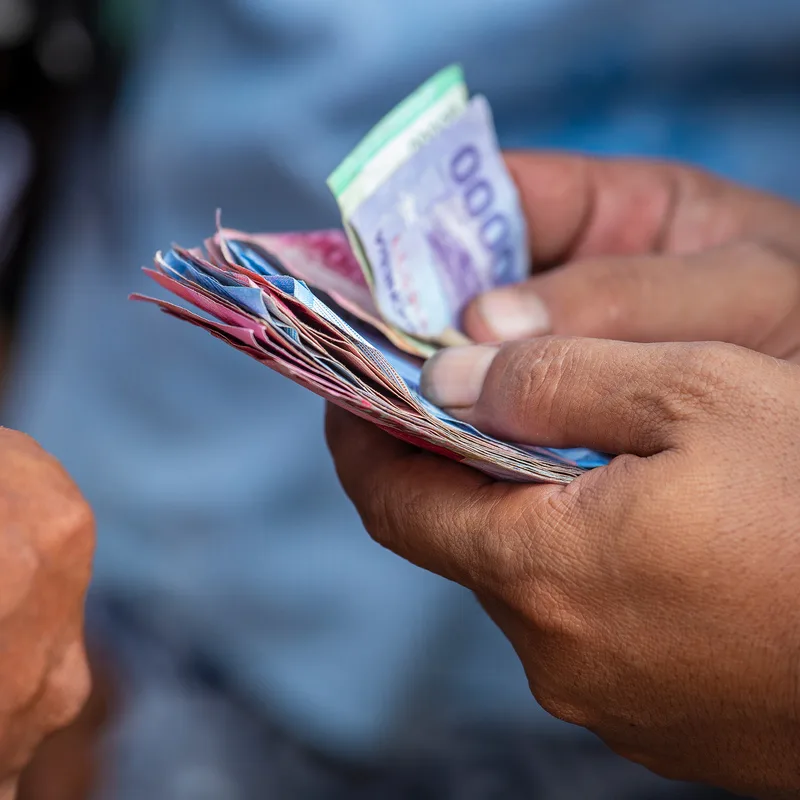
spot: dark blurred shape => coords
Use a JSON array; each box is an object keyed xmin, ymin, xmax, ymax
[
  {"xmin": 0, "ymin": 0, "xmax": 118, "ymax": 339},
  {"xmin": 35, "ymin": 14, "xmax": 94, "ymax": 84}
]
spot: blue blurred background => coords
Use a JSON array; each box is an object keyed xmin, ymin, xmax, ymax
[{"xmin": 1, "ymin": 1, "xmax": 798, "ymax": 798}]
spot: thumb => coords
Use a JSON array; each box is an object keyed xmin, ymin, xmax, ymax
[
  {"xmin": 421, "ymin": 337, "xmax": 737, "ymax": 456},
  {"xmin": 462, "ymin": 241, "xmax": 800, "ymax": 358}
]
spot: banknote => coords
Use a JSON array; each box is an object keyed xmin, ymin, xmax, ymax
[
  {"xmin": 217, "ymin": 228, "xmax": 437, "ymax": 358},
  {"xmin": 328, "ymin": 64, "xmax": 469, "ymax": 225},
  {"xmin": 328, "ymin": 64, "xmax": 472, "ymax": 353},
  {"xmin": 328, "ymin": 64, "xmax": 527, "ymax": 347},
  {"xmin": 349, "ymin": 95, "xmax": 528, "ymax": 340},
  {"xmin": 133, "ymin": 236, "xmax": 608, "ymax": 483},
  {"xmin": 133, "ymin": 67, "xmax": 608, "ymax": 484}
]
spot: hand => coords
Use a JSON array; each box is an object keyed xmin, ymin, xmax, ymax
[
  {"xmin": 327, "ymin": 338, "xmax": 800, "ymax": 797},
  {"xmin": 326, "ymin": 156, "xmax": 800, "ymax": 797},
  {"xmin": 463, "ymin": 152, "xmax": 800, "ymax": 354},
  {"xmin": 0, "ymin": 430, "xmax": 94, "ymax": 799}
]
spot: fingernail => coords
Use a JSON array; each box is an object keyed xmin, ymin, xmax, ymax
[
  {"xmin": 420, "ymin": 345, "xmax": 499, "ymax": 408},
  {"xmin": 475, "ymin": 289, "xmax": 551, "ymax": 340}
]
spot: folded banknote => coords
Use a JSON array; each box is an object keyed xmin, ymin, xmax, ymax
[{"xmin": 133, "ymin": 66, "xmax": 608, "ymax": 483}]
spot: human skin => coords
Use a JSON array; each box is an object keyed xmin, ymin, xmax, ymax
[
  {"xmin": 326, "ymin": 154, "xmax": 800, "ymax": 797},
  {"xmin": 0, "ymin": 430, "xmax": 95, "ymax": 800}
]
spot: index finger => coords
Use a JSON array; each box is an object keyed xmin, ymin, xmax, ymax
[
  {"xmin": 507, "ymin": 152, "xmax": 800, "ymax": 267},
  {"xmin": 324, "ymin": 404, "xmax": 561, "ymax": 591}
]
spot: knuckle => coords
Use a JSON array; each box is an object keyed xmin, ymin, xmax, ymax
[
  {"xmin": 0, "ymin": 441, "xmax": 95, "ymax": 565},
  {"xmin": 41, "ymin": 642, "xmax": 92, "ymax": 732},
  {"xmin": 732, "ymin": 238, "xmax": 800, "ymax": 274},
  {"xmin": 534, "ymin": 692, "xmax": 595, "ymax": 728},
  {"xmin": 658, "ymin": 341, "xmax": 743, "ymax": 421},
  {"xmin": 665, "ymin": 165, "xmax": 740, "ymax": 251},
  {"xmin": 41, "ymin": 490, "xmax": 96, "ymax": 566},
  {"xmin": 489, "ymin": 337, "xmax": 581, "ymax": 434}
]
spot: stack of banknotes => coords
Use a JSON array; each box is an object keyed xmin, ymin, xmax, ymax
[{"xmin": 132, "ymin": 65, "xmax": 608, "ymax": 483}]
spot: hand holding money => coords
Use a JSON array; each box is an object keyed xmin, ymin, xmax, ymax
[
  {"xmin": 133, "ymin": 58, "xmax": 800, "ymax": 793},
  {"xmin": 326, "ymin": 157, "xmax": 800, "ymax": 797},
  {"xmin": 463, "ymin": 152, "xmax": 800, "ymax": 350},
  {"xmin": 135, "ymin": 67, "xmax": 604, "ymax": 483}
]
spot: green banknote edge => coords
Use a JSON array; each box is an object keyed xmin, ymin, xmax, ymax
[
  {"xmin": 326, "ymin": 64, "xmax": 469, "ymax": 357},
  {"xmin": 327, "ymin": 63, "xmax": 467, "ymax": 202},
  {"xmin": 327, "ymin": 64, "xmax": 467, "ymax": 285}
]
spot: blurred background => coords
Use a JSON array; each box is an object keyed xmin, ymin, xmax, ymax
[{"xmin": 1, "ymin": 1, "xmax": 798, "ymax": 798}]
